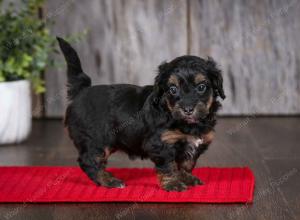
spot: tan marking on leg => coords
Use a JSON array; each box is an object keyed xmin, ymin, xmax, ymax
[
  {"xmin": 96, "ymin": 170, "xmax": 125, "ymax": 188},
  {"xmin": 156, "ymin": 162, "xmax": 177, "ymax": 185},
  {"xmin": 97, "ymin": 170, "xmax": 112, "ymax": 183},
  {"xmin": 156, "ymin": 162, "xmax": 187, "ymax": 191},
  {"xmin": 157, "ymin": 172, "xmax": 178, "ymax": 186},
  {"xmin": 161, "ymin": 129, "xmax": 187, "ymax": 144},
  {"xmin": 179, "ymin": 160, "xmax": 196, "ymax": 172},
  {"xmin": 161, "ymin": 128, "xmax": 215, "ymax": 147},
  {"xmin": 161, "ymin": 130, "xmax": 204, "ymax": 147},
  {"xmin": 178, "ymin": 160, "xmax": 203, "ymax": 185},
  {"xmin": 179, "ymin": 169, "xmax": 203, "ymax": 186},
  {"xmin": 94, "ymin": 146, "xmax": 112, "ymax": 164},
  {"xmin": 202, "ymin": 131, "xmax": 215, "ymax": 144}
]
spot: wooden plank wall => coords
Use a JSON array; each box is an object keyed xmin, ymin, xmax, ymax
[
  {"xmin": 44, "ymin": 0, "xmax": 300, "ymax": 117},
  {"xmin": 189, "ymin": 0, "xmax": 300, "ymax": 115}
]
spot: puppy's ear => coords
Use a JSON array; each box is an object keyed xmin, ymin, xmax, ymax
[
  {"xmin": 152, "ymin": 62, "xmax": 169, "ymax": 104},
  {"xmin": 206, "ymin": 57, "xmax": 226, "ymax": 100}
]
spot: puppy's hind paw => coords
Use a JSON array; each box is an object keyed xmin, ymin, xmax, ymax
[
  {"xmin": 162, "ymin": 181, "xmax": 187, "ymax": 192},
  {"xmin": 97, "ymin": 171, "xmax": 125, "ymax": 188},
  {"xmin": 102, "ymin": 177, "xmax": 125, "ymax": 188}
]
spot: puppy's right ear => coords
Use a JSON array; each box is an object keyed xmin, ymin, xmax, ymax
[
  {"xmin": 152, "ymin": 62, "xmax": 169, "ymax": 105},
  {"xmin": 206, "ymin": 57, "xmax": 226, "ymax": 100}
]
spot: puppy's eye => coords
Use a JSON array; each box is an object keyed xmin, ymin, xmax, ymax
[
  {"xmin": 196, "ymin": 83, "xmax": 206, "ymax": 94},
  {"xmin": 169, "ymin": 86, "xmax": 178, "ymax": 95}
]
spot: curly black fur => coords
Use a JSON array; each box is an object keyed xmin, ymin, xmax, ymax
[{"xmin": 57, "ymin": 37, "xmax": 225, "ymax": 191}]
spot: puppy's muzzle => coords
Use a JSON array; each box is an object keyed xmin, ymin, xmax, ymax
[{"xmin": 182, "ymin": 106, "xmax": 194, "ymax": 116}]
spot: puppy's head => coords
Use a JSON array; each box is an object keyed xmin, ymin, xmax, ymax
[{"xmin": 153, "ymin": 55, "xmax": 225, "ymax": 124}]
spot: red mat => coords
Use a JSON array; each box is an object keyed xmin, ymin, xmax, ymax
[{"xmin": 0, "ymin": 167, "xmax": 254, "ymax": 203}]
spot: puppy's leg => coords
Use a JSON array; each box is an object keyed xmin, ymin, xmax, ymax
[
  {"xmin": 145, "ymin": 144, "xmax": 187, "ymax": 191},
  {"xmin": 177, "ymin": 141, "xmax": 210, "ymax": 186},
  {"xmin": 156, "ymin": 161, "xmax": 187, "ymax": 191},
  {"xmin": 78, "ymin": 146, "xmax": 124, "ymax": 188},
  {"xmin": 178, "ymin": 159, "xmax": 203, "ymax": 186}
]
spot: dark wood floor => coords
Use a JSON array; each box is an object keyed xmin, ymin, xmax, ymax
[{"xmin": 0, "ymin": 117, "xmax": 299, "ymax": 220}]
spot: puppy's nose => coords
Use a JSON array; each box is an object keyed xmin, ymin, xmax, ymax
[{"xmin": 183, "ymin": 106, "xmax": 194, "ymax": 115}]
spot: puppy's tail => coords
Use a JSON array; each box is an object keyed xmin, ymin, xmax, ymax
[{"xmin": 57, "ymin": 37, "xmax": 91, "ymax": 100}]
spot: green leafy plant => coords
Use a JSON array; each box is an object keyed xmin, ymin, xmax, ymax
[{"xmin": 0, "ymin": 0, "xmax": 60, "ymax": 93}]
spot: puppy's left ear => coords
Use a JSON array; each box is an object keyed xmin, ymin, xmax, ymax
[{"xmin": 206, "ymin": 57, "xmax": 226, "ymax": 100}]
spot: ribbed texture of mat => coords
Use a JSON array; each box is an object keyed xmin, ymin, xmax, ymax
[{"xmin": 0, "ymin": 167, "xmax": 254, "ymax": 203}]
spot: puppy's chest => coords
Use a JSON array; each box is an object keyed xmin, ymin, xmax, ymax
[{"xmin": 160, "ymin": 129, "xmax": 214, "ymax": 148}]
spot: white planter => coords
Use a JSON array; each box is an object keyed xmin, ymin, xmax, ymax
[{"xmin": 0, "ymin": 80, "xmax": 32, "ymax": 145}]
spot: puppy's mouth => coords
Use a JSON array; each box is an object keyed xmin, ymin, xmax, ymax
[
  {"xmin": 184, "ymin": 116, "xmax": 199, "ymax": 124},
  {"xmin": 183, "ymin": 112, "xmax": 208, "ymax": 124},
  {"xmin": 168, "ymin": 101, "xmax": 209, "ymax": 124},
  {"xmin": 179, "ymin": 109, "xmax": 208, "ymax": 124}
]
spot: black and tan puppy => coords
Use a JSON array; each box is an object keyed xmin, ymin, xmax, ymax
[{"xmin": 57, "ymin": 37, "xmax": 225, "ymax": 191}]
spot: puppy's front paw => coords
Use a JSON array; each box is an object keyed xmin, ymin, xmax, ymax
[
  {"xmin": 158, "ymin": 173, "xmax": 187, "ymax": 191},
  {"xmin": 97, "ymin": 171, "xmax": 125, "ymax": 188},
  {"xmin": 162, "ymin": 180, "xmax": 187, "ymax": 192},
  {"xmin": 103, "ymin": 177, "xmax": 125, "ymax": 188},
  {"xmin": 180, "ymin": 170, "xmax": 204, "ymax": 186}
]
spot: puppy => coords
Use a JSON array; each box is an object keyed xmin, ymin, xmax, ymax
[{"xmin": 57, "ymin": 37, "xmax": 225, "ymax": 191}]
